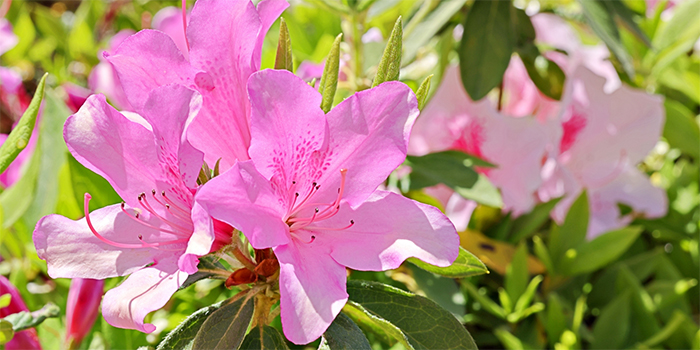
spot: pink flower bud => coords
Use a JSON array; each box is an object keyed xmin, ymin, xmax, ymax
[
  {"xmin": 65, "ymin": 278, "xmax": 104, "ymax": 348},
  {"xmin": 0, "ymin": 276, "xmax": 42, "ymax": 350}
]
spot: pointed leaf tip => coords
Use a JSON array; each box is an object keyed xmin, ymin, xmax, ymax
[
  {"xmin": 319, "ymin": 33, "xmax": 343, "ymax": 113},
  {"xmin": 372, "ymin": 17, "xmax": 403, "ymax": 88},
  {"xmin": 416, "ymin": 74, "xmax": 433, "ymax": 110},
  {"xmin": 274, "ymin": 18, "xmax": 293, "ymax": 72}
]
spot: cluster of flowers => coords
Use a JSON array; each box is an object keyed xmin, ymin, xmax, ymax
[
  {"xmin": 26, "ymin": 0, "xmax": 458, "ymax": 345},
  {"xmin": 411, "ymin": 13, "xmax": 666, "ymax": 238}
]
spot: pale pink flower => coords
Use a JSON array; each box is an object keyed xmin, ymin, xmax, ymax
[
  {"xmin": 538, "ymin": 67, "xmax": 666, "ymax": 237},
  {"xmin": 33, "ymin": 84, "xmax": 232, "ymax": 332},
  {"xmin": 65, "ymin": 279, "xmax": 104, "ymax": 347},
  {"xmin": 108, "ymin": 0, "xmax": 288, "ymax": 171},
  {"xmin": 195, "ymin": 70, "xmax": 458, "ymax": 344},
  {"xmin": 0, "ymin": 18, "xmax": 18, "ymax": 56},
  {"xmin": 0, "ymin": 276, "xmax": 42, "ymax": 350},
  {"xmin": 409, "ymin": 66, "xmax": 550, "ymax": 217},
  {"xmin": 88, "ymin": 29, "xmax": 136, "ymax": 111}
]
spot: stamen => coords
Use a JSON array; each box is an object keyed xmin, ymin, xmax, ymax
[
  {"xmin": 161, "ymin": 191, "xmax": 191, "ymax": 215},
  {"xmin": 181, "ymin": 0, "xmax": 190, "ymax": 52},
  {"xmin": 305, "ymin": 220, "xmax": 355, "ymax": 232},
  {"xmin": 138, "ymin": 194, "xmax": 191, "ymax": 233},
  {"xmin": 119, "ymin": 202, "xmax": 188, "ymax": 237},
  {"xmin": 84, "ymin": 194, "xmax": 189, "ymax": 249}
]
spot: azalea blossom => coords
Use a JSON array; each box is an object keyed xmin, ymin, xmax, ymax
[
  {"xmin": 538, "ymin": 67, "xmax": 666, "ymax": 237},
  {"xmin": 195, "ymin": 70, "xmax": 459, "ymax": 344},
  {"xmin": 88, "ymin": 29, "xmax": 136, "ymax": 111},
  {"xmin": 33, "ymin": 84, "xmax": 232, "ymax": 332},
  {"xmin": 409, "ymin": 65, "xmax": 550, "ymax": 217},
  {"xmin": 108, "ymin": 0, "xmax": 288, "ymax": 170},
  {"xmin": 0, "ymin": 275, "xmax": 42, "ymax": 350}
]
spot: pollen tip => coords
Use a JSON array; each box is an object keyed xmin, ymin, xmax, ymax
[
  {"xmin": 165, "ymin": 204, "xmax": 171, "ymax": 209},
  {"xmin": 350, "ymin": 220, "xmax": 355, "ymax": 224},
  {"xmin": 340, "ymin": 168, "xmax": 347, "ymax": 174},
  {"xmin": 121, "ymin": 202, "xmax": 125, "ymax": 208},
  {"xmin": 151, "ymin": 189, "xmax": 156, "ymax": 195},
  {"xmin": 295, "ymin": 192, "xmax": 299, "ymax": 197},
  {"xmin": 138, "ymin": 235, "xmax": 143, "ymax": 240},
  {"xmin": 315, "ymin": 207, "xmax": 319, "ymax": 212},
  {"xmin": 162, "ymin": 191, "xmax": 166, "ymax": 196}
]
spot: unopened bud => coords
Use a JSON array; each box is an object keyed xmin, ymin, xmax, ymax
[{"xmin": 65, "ymin": 278, "xmax": 104, "ymax": 348}]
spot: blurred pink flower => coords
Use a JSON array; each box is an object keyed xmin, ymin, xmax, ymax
[
  {"xmin": 195, "ymin": 70, "xmax": 458, "ymax": 344},
  {"xmin": 108, "ymin": 0, "xmax": 288, "ymax": 171},
  {"xmin": 538, "ymin": 67, "xmax": 666, "ymax": 237},
  {"xmin": 88, "ymin": 29, "xmax": 136, "ymax": 111},
  {"xmin": 34, "ymin": 85, "xmax": 232, "ymax": 332},
  {"xmin": 65, "ymin": 278, "xmax": 104, "ymax": 347},
  {"xmin": 0, "ymin": 275, "xmax": 42, "ymax": 350},
  {"xmin": 0, "ymin": 19, "xmax": 18, "ymax": 56}
]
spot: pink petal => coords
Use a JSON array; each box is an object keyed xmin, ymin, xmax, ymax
[
  {"xmin": 0, "ymin": 19, "xmax": 18, "ymax": 56},
  {"xmin": 274, "ymin": 240, "xmax": 348, "ymax": 345},
  {"xmin": 185, "ymin": 0, "xmax": 267, "ymax": 168},
  {"xmin": 107, "ymin": 30, "xmax": 198, "ymax": 111},
  {"xmin": 247, "ymin": 69, "xmax": 326, "ymax": 187},
  {"xmin": 310, "ymin": 190, "xmax": 458, "ymax": 270},
  {"xmin": 152, "ymin": 7, "xmax": 190, "ymax": 60},
  {"xmin": 102, "ymin": 257, "xmax": 188, "ymax": 332},
  {"xmin": 87, "ymin": 61, "xmax": 134, "ymax": 111},
  {"xmin": 179, "ymin": 201, "xmax": 215, "ymax": 274},
  {"xmin": 139, "ymin": 84, "xmax": 203, "ymax": 190},
  {"xmin": 65, "ymin": 94, "xmax": 162, "ymax": 207},
  {"xmin": 317, "ymin": 81, "xmax": 420, "ymax": 207},
  {"xmin": 33, "ymin": 204, "xmax": 186, "ymax": 280},
  {"xmin": 194, "ymin": 160, "xmax": 290, "ymax": 249},
  {"xmin": 0, "ymin": 276, "xmax": 42, "ymax": 350}
]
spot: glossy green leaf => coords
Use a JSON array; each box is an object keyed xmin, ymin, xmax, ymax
[
  {"xmin": 519, "ymin": 47, "xmax": 566, "ymax": 100},
  {"xmin": 403, "ymin": 0, "xmax": 466, "ymax": 63},
  {"xmin": 319, "ymin": 33, "xmax": 343, "ymax": 113},
  {"xmin": 0, "ymin": 73, "xmax": 47, "ymax": 174},
  {"xmin": 372, "ymin": 17, "xmax": 403, "ymax": 88},
  {"xmin": 179, "ymin": 256, "xmax": 228, "ymax": 291},
  {"xmin": 405, "ymin": 150, "xmax": 502, "ymax": 207},
  {"xmin": 320, "ymin": 312, "xmax": 372, "ymax": 350},
  {"xmin": 459, "ymin": 0, "xmax": 514, "ymax": 100},
  {"xmin": 513, "ymin": 275, "xmax": 543, "ymax": 314},
  {"xmin": 156, "ymin": 299, "xmax": 227, "ymax": 350},
  {"xmin": 3, "ymin": 302, "xmax": 60, "ymax": 332},
  {"xmin": 544, "ymin": 294, "xmax": 566, "ymax": 346},
  {"xmin": 563, "ymin": 226, "xmax": 642, "ymax": 276},
  {"xmin": 591, "ymin": 292, "xmax": 631, "ymax": 349},
  {"xmin": 0, "ymin": 319, "xmax": 13, "ymax": 345},
  {"xmin": 192, "ymin": 293, "xmax": 255, "ymax": 350},
  {"xmin": 409, "ymin": 246, "xmax": 488, "ymax": 278},
  {"xmin": 650, "ymin": 0, "xmax": 700, "ymax": 75},
  {"xmin": 348, "ymin": 280, "xmax": 477, "ymax": 349},
  {"xmin": 578, "ymin": 0, "xmax": 635, "ymax": 77},
  {"xmin": 663, "ymin": 99, "xmax": 700, "ymax": 159},
  {"xmin": 407, "ymin": 264, "xmax": 465, "ymax": 317},
  {"xmin": 343, "ymin": 301, "xmax": 412, "ymax": 349},
  {"xmin": 415, "ymin": 74, "xmax": 433, "ymax": 111},
  {"xmin": 274, "ymin": 18, "xmax": 293, "ymax": 72},
  {"xmin": 505, "ymin": 243, "xmax": 529, "ymax": 304},
  {"xmin": 239, "ymin": 325, "xmax": 290, "ymax": 350}
]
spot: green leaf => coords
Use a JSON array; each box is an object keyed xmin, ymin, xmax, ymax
[
  {"xmin": 494, "ymin": 327, "xmax": 525, "ymax": 350},
  {"xmin": 0, "ymin": 319, "xmax": 13, "ymax": 345},
  {"xmin": 179, "ymin": 256, "xmax": 228, "ymax": 291},
  {"xmin": 192, "ymin": 293, "xmax": 256, "ymax": 350},
  {"xmin": 650, "ymin": 0, "xmax": 700, "ymax": 75},
  {"xmin": 156, "ymin": 299, "xmax": 227, "ymax": 350},
  {"xmin": 0, "ymin": 73, "xmax": 47, "ymax": 174},
  {"xmin": 348, "ymin": 280, "xmax": 477, "ymax": 349},
  {"xmin": 509, "ymin": 197, "xmax": 561, "ymax": 243},
  {"xmin": 591, "ymin": 292, "xmax": 631, "ymax": 349},
  {"xmin": 532, "ymin": 235, "xmax": 554, "ymax": 273},
  {"xmin": 372, "ymin": 17, "xmax": 403, "ymax": 88},
  {"xmin": 415, "ymin": 74, "xmax": 433, "ymax": 111},
  {"xmin": 409, "ymin": 247, "xmax": 488, "ymax": 278},
  {"xmin": 240, "ymin": 325, "xmax": 290, "ymax": 350},
  {"xmin": 518, "ymin": 47, "xmax": 566, "ymax": 100},
  {"xmin": 274, "ymin": 18, "xmax": 294, "ymax": 72},
  {"xmin": 320, "ymin": 312, "xmax": 372, "ymax": 350},
  {"xmin": 513, "ymin": 275, "xmax": 543, "ymax": 315},
  {"xmin": 544, "ymin": 294, "xmax": 566, "ymax": 346},
  {"xmin": 319, "ymin": 33, "xmax": 343, "ymax": 113},
  {"xmin": 550, "ymin": 191, "xmax": 589, "ymax": 263},
  {"xmin": 3, "ymin": 302, "xmax": 60, "ymax": 332},
  {"xmin": 663, "ymin": 99, "xmax": 700, "ymax": 159},
  {"xmin": 578, "ymin": 0, "xmax": 635, "ymax": 77},
  {"xmin": 407, "ymin": 264, "xmax": 466, "ymax": 317},
  {"xmin": 402, "ymin": 0, "xmax": 466, "ymax": 63},
  {"xmin": 0, "ymin": 294, "xmax": 11, "ymax": 309},
  {"xmin": 342, "ymin": 302, "xmax": 412, "ymax": 349},
  {"xmin": 605, "ymin": 0, "xmax": 651, "ymax": 47},
  {"xmin": 405, "ymin": 150, "xmax": 502, "ymax": 207},
  {"xmin": 462, "ymin": 281, "xmax": 507, "ymax": 319},
  {"xmin": 505, "ymin": 243, "xmax": 529, "ymax": 304},
  {"xmin": 563, "ymin": 226, "xmax": 642, "ymax": 276},
  {"xmin": 458, "ymin": 0, "xmax": 514, "ymax": 100}
]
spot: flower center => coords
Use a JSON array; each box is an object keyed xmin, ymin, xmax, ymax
[
  {"xmin": 83, "ymin": 190, "xmax": 194, "ymax": 250},
  {"xmin": 284, "ymin": 169, "xmax": 354, "ymax": 243}
]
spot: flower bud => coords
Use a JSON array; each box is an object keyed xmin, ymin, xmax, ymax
[{"xmin": 65, "ymin": 278, "xmax": 104, "ymax": 348}]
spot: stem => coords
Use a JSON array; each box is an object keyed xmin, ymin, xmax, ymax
[{"xmin": 231, "ymin": 245, "xmax": 257, "ymax": 270}]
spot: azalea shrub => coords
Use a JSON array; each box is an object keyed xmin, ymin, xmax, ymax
[{"xmin": 0, "ymin": 0, "xmax": 697, "ymax": 349}]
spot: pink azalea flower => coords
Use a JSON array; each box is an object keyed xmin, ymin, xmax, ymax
[
  {"xmin": 0, "ymin": 18, "xmax": 18, "ymax": 56},
  {"xmin": 151, "ymin": 6, "xmax": 190, "ymax": 60},
  {"xmin": 33, "ymin": 84, "xmax": 232, "ymax": 332},
  {"xmin": 65, "ymin": 278, "xmax": 104, "ymax": 347},
  {"xmin": 108, "ymin": 0, "xmax": 288, "ymax": 171},
  {"xmin": 195, "ymin": 70, "xmax": 459, "ymax": 344},
  {"xmin": 538, "ymin": 67, "xmax": 666, "ymax": 237},
  {"xmin": 409, "ymin": 66, "xmax": 550, "ymax": 217},
  {"xmin": 0, "ymin": 275, "xmax": 42, "ymax": 350}
]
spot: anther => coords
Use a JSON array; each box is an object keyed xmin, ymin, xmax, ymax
[{"xmin": 152, "ymin": 189, "xmax": 156, "ymax": 195}]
